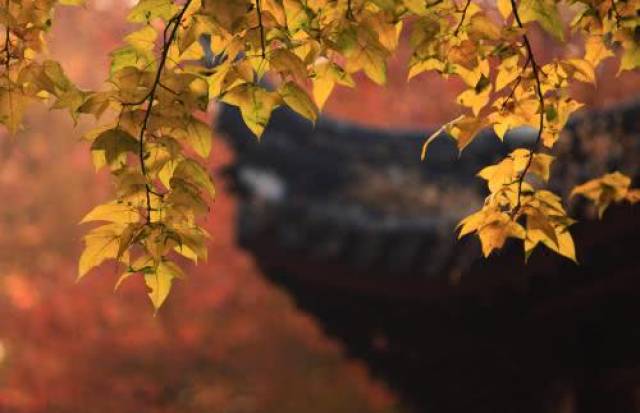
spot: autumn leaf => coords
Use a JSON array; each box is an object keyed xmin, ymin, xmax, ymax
[
  {"xmin": 78, "ymin": 224, "xmax": 127, "ymax": 280},
  {"xmin": 518, "ymin": 0, "xmax": 565, "ymax": 41},
  {"xmin": 278, "ymin": 81, "xmax": 318, "ymax": 123},
  {"xmin": 222, "ymin": 84, "xmax": 280, "ymax": 138},
  {"xmin": 571, "ymin": 172, "xmax": 635, "ymax": 218},
  {"xmin": 145, "ymin": 260, "xmax": 184, "ymax": 311}
]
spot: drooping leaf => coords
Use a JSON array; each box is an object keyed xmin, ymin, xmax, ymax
[
  {"xmin": 222, "ymin": 84, "xmax": 280, "ymax": 138},
  {"xmin": 278, "ymin": 81, "xmax": 318, "ymax": 123},
  {"xmin": 144, "ymin": 260, "xmax": 185, "ymax": 311}
]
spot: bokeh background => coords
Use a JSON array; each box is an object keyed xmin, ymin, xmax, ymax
[{"xmin": 1, "ymin": 2, "xmax": 640, "ymax": 413}]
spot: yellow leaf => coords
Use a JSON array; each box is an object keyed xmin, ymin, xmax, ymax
[
  {"xmin": 341, "ymin": 26, "xmax": 389, "ymax": 85},
  {"xmin": 456, "ymin": 87, "xmax": 490, "ymax": 116},
  {"xmin": 407, "ymin": 58, "xmax": 444, "ymax": 80},
  {"xmin": 447, "ymin": 115, "xmax": 487, "ymax": 152},
  {"xmin": 529, "ymin": 153, "xmax": 554, "ymax": 182},
  {"xmin": 497, "ymin": 0, "xmax": 512, "ymax": 19},
  {"xmin": 207, "ymin": 59, "xmax": 233, "ymax": 98},
  {"xmin": 526, "ymin": 209, "xmax": 559, "ymax": 250},
  {"xmin": 90, "ymin": 129, "xmax": 139, "ymax": 169},
  {"xmin": 0, "ymin": 87, "xmax": 25, "ymax": 134},
  {"xmin": 365, "ymin": 13, "xmax": 402, "ymax": 52},
  {"xmin": 128, "ymin": 0, "xmax": 179, "ymax": 23},
  {"xmin": 145, "ymin": 260, "xmax": 184, "ymax": 311},
  {"xmin": 456, "ymin": 208, "xmax": 487, "ymax": 239},
  {"xmin": 270, "ymin": 49, "xmax": 308, "ymax": 84},
  {"xmin": 477, "ymin": 212, "xmax": 525, "ymax": 257},
  {"xmin": 619, "ymin": 40, "xmax": 640, "ymax": 73},
  {"xmin": 526, "ymin": 223, "xmax": 576, "ymax": 262},
  {"xmin": 518, "ymin": 0, "xmax": 564, "ymax": 41},
  {"xmin": 468, "ymin": 14, "xmax": 502, "ymax": 40},
  {"xmin": 571, "ymin": 171, "xmax": 632, "ymax": 218},
  {"xmin": 262, "ymin": 0, "xmax": 286, "ymax": 26},
  {"xmin": 78, "ymin": 224, "xmax": 125, "ymax": 280},
  {"xmin": 495, "ymin": 55, "xmax": 520, "ymax": 92},
  {"xmin": 80, "ymin": 202, "xmax": 140, "ymax": 225},
  {"xmin": 125, "ymin": 26, "xmax": 158, "ymax": 53},
  {"xmin": 478, "ymin": 157, "xmax": 515, "ymax": 193},
  {"xmin": 185, "ymin": 118, "xmax": 213, "ymax": 158},
  {"xmin": 626, "ymin": 189, "xmax": 640, "ymax": 204},
  {"xmin": 554, "ymin": 227, "xmax": 576, "ymax": 262},
  {"xmin": 222, "ymin": 84, "xmax": 280, "ymax": 138},
  {"xmin": 403, "ymin": 0, "xmax": 427, "ymax": 15},
  {"xmin": 584, "ymin": 35, "xmax": 613, "ymax": 68},
  {"xmin": 565, "ymin": 59, "xmax": 596, "ymax": 84},
  {"xmin": 278, "ymin": 81, "xmax": 318, "ymax": 123},
  {"xmin": 283, "ymin": 0, "xmax": 307, "ymax": 32},
  {"xmin": 312, "ymin": 60, "xmax": 335, "ymax": 110},
  {"xmin": 172, "ymin": 158, "xmax": 216, "ymax": 197}
]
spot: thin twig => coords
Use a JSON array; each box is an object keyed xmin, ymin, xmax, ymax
[
  {"xmin": 501, "ymin": 55, "xmax": 530, "ymax": 110},
  {"xmin": 136, "ymin": 0, "xmax": 193, "ymax": 224},
  {"xmin": 509, "ymin": 0, "xmax": 545, "ymax": 216},
  {"xmin": 255, "ymin": 0, "xmax": 266, "ymax": 59},
  {"xmin": 158, "ymin": 81, "xmax": 179, "ymax": 95},
  {"xmin": 454, "ymin": 0, "xmax": 472, "ymax": 36}
]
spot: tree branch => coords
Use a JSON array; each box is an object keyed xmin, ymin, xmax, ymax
[
  {"xmin": 255, "ymin": 0, "xmax": 266, "ymax": 59},
  {"xmin": 346, "ymin": 0, "xmax": 355, "ymax": 20},
  {"xmin": 454, "ymin": 0, "xmax": 472, "ymax": 36},
  {"xmin": 509, "ymin": 0, "xmax": 545, "ymax": 216},
  {"xmin": 136, "ymin": 0, "xmax": 193, "ymax": 224}
]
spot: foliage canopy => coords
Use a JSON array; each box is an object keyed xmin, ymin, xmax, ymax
[{"xmin": 1, "ymin": 0, "xmax": 639, "ymax": 309}]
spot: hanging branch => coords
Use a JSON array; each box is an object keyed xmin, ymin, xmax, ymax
[
  {"xmin": 135, "ymin": 0, "xmax": 193, "ymax": 224},
  {"xmin": 509, "ymin": 0, "xmax": 545, "ymax": 216}
]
